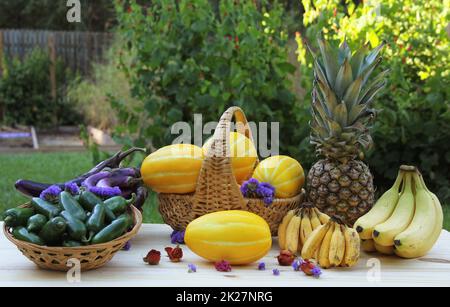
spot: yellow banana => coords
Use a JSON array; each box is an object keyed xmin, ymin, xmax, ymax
[
  {"xmin": 315, "ymin": 208, "xmax": 330, "ymax": 224},
  {"xmin": 278, "ymin": 210, "xmax": 296, "ymax": 250},
  {"xmin": 329, "ymin": 223, "xmax": 345, "ymax": 266},
  {"xmin": 342, "ymin": 226, "xmax": 360, "ymax": 267},
  {"xmin": 354, "ymin": 170, "xmax": 404, "ymax": 239},
  {"xmin": 373, "ymin": 172, "xmax": 415, "ymax": 247},
  {"xmin": 309, "ymin": 208, "xmax": 322, "ymax": 229},
  {"xmin": 301, "ymin": 222, "xmax": 331, "ymax": 259},
  {"xmin": 374, "ymin": 242, "xmax": 394, "ymax": 255},
  {"xmin": 361, "ymin": 239, "xmax": 376, "ymax": 252},
  {"xmin": 318, "ymin": 223, "xmax": 334, "ymax": 269},
  {"xmin": 394, "ymin": 172, "xmax": 443, "ymax": 258},
  {"xmin": 285, "ymin": 215, "xmax": 301, "ymax": 253},
  {"xmin": 300, "ymin": 209, "xmax": 313, "ymax": 246}
]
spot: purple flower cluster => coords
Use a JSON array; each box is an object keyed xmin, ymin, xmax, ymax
[
  {"xmin": 89, "ymin": 186, "xmax": 121, "ymax": 198},
  {"xmin": 122, "ymin": 241, "xmax": 131, "ymax": 251},
  {"xmin": 39, "ymin": 185, "xmax": 62, "ymax": 201},
  {"xmin": 188, "ymin": 263, "xmax": 197, "ymax": 273},
  {"xmin": 64, "ymin": 182, "xmax": 80, "ymax": 195},
  {"xmin": 240, "ymin": 178, "xmax": 275, "ymax": 205},
  {"xmin": 171, "ymin": 230, "xmax": 185, "ymax": 244},
  {"xmin": 258, "ymin": 262, "xmax": 266, "ymax": 271}
]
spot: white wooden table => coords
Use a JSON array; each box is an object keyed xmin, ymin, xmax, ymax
[{"xmin": 1, "ymin": 223, "xmax": 449, "ymax": 287}]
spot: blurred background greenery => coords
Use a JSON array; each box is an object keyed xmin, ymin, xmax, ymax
[{"xmin": 0, "ymin": 0, "xmax": 449, "ymax": 227}]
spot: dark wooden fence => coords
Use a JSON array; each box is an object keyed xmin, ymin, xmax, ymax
[{"xmin": 0, "ymin": 29, "xmax": 114, "ymax": 75}]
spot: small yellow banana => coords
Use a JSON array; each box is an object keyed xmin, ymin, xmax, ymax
[
  {"xmin": 278, "ymin": 210, "xmax": 296, "ymax": 250},
  {"xmin": 361, "ymin": 239, "xmax": 376, "ymax": 252},
  {"xmin": 309, "ymin": 208, "xmax": 322, "ymax": 229},
  {"xmin": 314, "ymin": 208, "xmax": 330, "ymax": 225},
  {"xmin": 329, "ymin": 223, "xmax": 345, "ymax": 266},
  {"xmin": 301, "ymin": 222, "xmax": 331, "ymax": 259},
  {"xmin": 342, "ymin": 226, "xmax": 360, "ymax": 267},
  {"xmin": 285, "ymin": 215, "xmax": 301, "ymax": 253},
  {"xmin": 354, "ymin": 170, "xmax": 404, "ymax": 240},
  {"xmin": 394, "ymin": 171, "xmax": 443, "ymax": 258},
  {"xmin": 373, "ymin": 172, "xmax": 415, "ymax": 247},
  {"xmin": 300, "ymin": 209, "xmax": 313, "ymax": 245},
  {"xmin": 374, "ymin": 242, "xmax": 394, "ymax": 255},
  {"xmin": 318, "ymin": 223, "xmax": 334, "ymax": 269}
]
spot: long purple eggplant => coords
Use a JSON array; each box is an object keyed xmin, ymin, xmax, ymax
[
  {"xmin": 15, "ymin": 147, "xmax": 146, "ymax": 197},
  {"xmin": 133, "ymin": 186, "xmax": 149, "ymax": 211}
]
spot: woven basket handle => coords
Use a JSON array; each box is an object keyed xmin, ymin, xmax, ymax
[{"xmin": 192, "ymin": 106, "xmax": 255, "ymax": 214}]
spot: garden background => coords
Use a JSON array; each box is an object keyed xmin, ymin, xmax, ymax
[{"xmin": 0, "ymin": 0, "xmax": 449, "ymax": 229}]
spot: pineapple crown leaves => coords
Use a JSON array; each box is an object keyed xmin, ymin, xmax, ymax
[{"xmin": 305, "ymin": 34, "xmax": 389, "ymax": 163}]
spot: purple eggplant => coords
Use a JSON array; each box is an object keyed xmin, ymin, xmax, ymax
[
  {"xmin": 133, "ymin": 186, "xmax": 149, "ymax": 210},
  {"xmin": 97, "ymin": 176, "xmax": 140, "ymax": 189},
  {"xmin": 108, "ymin": 167, "xmax": 141, "ymax": 178},
  {"xmin": 14, "ymin": 147, "xmax": 146, "ymax": 197},
  {"xmin": 82, "ymin": 171, "xmax": 111, "ymax": 189}
]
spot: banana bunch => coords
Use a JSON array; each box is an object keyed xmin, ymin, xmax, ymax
[
  {"xmin": 301, "ymin": 217, "xmax": 360, "ymax": 268},
  {"xmin": 278, "ymin": 203, "xmax": 330, "ymax": 254},
  {"xmin": 354, "ymin": 166, "xmax": 443, "ymax": 258}
]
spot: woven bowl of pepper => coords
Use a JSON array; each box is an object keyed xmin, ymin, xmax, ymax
[{"xmin": 3, "ymin": 204, "xmax": 142, "ymax": 272}]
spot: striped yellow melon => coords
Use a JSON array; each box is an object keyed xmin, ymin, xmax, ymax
[
  {"xmin": 185, "ymin": 210, "xmax": 272, "ymax": 264},
  {"xmin": 252, "ymin": 155, "xmax": 304, "ymax": 198},
  {"xmin": 140, "ymin": 144, "xmax": 203, "ymax": 194},
  {"xmin": 202, "ymin": 131, "xmax": 257, "ymax": 184}
]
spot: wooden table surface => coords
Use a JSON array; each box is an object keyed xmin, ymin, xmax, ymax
[{"xmin": 1, "ymin": 222, "xmax": 449, "ymax": 287}]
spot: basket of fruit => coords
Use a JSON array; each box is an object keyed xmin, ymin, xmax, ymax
[
  {"xmin": 141, "ymin": 106, "xmax": 305, "ymax": 235},
  {"xmin": 4, "ymin": 148, "xmax": 146, "ymax": 271}
]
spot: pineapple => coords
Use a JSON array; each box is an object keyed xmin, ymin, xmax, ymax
[{"xmin": 306, "ymin": 35, "xmax": 388, "ymax": 226}]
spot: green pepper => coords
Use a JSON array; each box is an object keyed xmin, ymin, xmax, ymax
[
  {"xmin": 31, "ymin": 198, "xmax": 61, "ymax": 219},
  {"xmin": 91, "ymin": 216, "xmax": 129, "ymax": 245},
  {"xmin": 3, "ymin": 207, "xmax": 35, "ymax": 227},
  {"xmin": 86, "ymin": 203, "xmax": 106, "ymax": 238},
  {"xmin": 39, "ymin": 217, "xmax": 66, "ymax": 246},
  {"xmin": 79, "ymin": 191, "xmax": 116, "ymax": 222},
  {"xmin": 116, "ymin": 212, "xmax": 134, "ymax": 230},
  {"xmin": 12, "ymin": 227, "xmax": 44, "ymax": 245},
  {"xmin": 59, "ymin": 191, "xmax": 87, "ymax": 221},
  {"xmin": 26, "ymin": 214, "xmax": 48, "ymax": 233},
  {"xmin": 62, "ymin": 240, "xmax": 83, "ymax": 247},
  {"xmin": 60, "ymin": 211, "xmax": 87, "ymax": 242},
  {"xmin": 104, "ymin": 194, "xmax": 136, "ymax": 215}
]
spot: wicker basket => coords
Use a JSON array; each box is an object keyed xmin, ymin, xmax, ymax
[
  {"xmin": 158, "ymin": 106, "xmax": 305, "ymax": 235},
  {"xmin": 3, "ymin": 204, "xmax": 142, "ymax": 271}
]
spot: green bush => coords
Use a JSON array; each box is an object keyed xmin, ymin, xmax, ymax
[
  {"xmin": 67, "ymin": 38, "xmax": 139, "ymax": 131},
  {"xmin": 0, "ymin": 49, "xmax": 81, "ymax": 128},
  {"xmin": 296, "ymin": 0, "xmax": 450, "ymax": 203},
  {"xmin": 112, "ymin": 0, "xmax": 299, "ymax": 150}
]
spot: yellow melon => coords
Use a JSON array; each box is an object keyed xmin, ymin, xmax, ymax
[
  {"xmin": 185, "ymin": 210, "xmax": 272, "ymax": 264},
  {"xmin": 140, "ymin": 144, "xmax": 203, "ymax": 194},
  {"xmin": 252, "ymin": 155, "xmax": 304, "ymax": 198},
  {"xmin": 202, "ymin": 131, "xmax": 257, "ymax": 184}
]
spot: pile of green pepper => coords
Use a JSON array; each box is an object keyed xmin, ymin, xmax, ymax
[{"xmin": 4, "ymin": 190, "xmax": 135, "ymax": 247}]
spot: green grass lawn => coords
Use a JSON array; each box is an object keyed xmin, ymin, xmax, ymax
[
  {"xmin": 0, "ymin": 151, "xmax": 163, "ymax": 223},
  {"xmin": 1, "ymin": 151, "xmax": 449, "ymax": 230}
]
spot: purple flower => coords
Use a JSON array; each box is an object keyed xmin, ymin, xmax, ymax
[
  {"xmin": 292, "ymin": 260, "xmax": 301, "ymax": 271},
  {"xmin": 122, "ymin": 241, "xmax": 131, "ymax": 251},
  {"xmin": 258, "ymin": 262, "xmax": 266, "ymax": 270},
  {"xmin": 171, "ymin": 230, "xmax": 185, "ymax": 244},
  {"xmin": 64, "ymin": 182, "xmax": 79, "ymax": 195},
  {"xmin": 241, "ymin": 178, "xmax": 275, "ymax": 205},
  {"xmin": 272, "ymin": 268, "xmax": 280, "ymax": 276},
  {"xmin": 89, "ymin": 186, "xmax": 121, "ymax": 198},
  {"xmin": 215, "ymin": 260, "xmax": 232, "ymax": 272},
  {"xmin": 40, "ymin": 185, "xmax": 62, "ymax": 201},
  {"xmin": 188, "ymin": 263, "xmax": 197, "ymax": 273},
  {"xmin": 311, "ymin": 267, "xmax": 322, "ymax": 278}
]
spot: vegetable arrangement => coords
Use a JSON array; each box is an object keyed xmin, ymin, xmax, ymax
[{"xmin": 6, "ymin": 148, "xmax": 147, "ymax": 247}]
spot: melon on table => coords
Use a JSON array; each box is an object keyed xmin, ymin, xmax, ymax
[{"xmin": 140, "ymin": 144, "xmax": 203, "ymax": 194}]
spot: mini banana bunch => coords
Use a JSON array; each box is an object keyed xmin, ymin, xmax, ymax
[
  {"xmin": 300, "ymin": 217, "xmax": 360, "ymax": 268},
  {"xmin": 354, "ymin": 166, "xmax": 443, "ymax": 258},
  {"xmin": 278, "ymin": 203, "xmax": 330, "ymax": 254}
]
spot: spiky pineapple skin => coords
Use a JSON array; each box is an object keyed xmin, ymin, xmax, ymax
[{"xmin": 307, "ymin": 159, "xmax": 375, "ymax": 226}]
